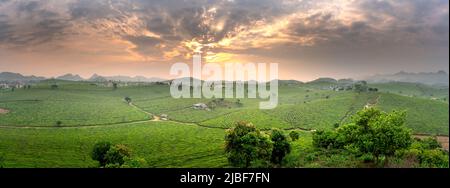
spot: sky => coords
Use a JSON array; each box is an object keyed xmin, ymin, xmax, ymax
[{"xmin": 0, "ymin": 0, "xmax": 448, "ymax": 81}]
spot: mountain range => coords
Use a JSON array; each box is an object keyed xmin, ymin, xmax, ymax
[
  {"xmin": 0, "ymin": 72, "xmax": 165, "ymax": 83},
  {"xmin": 364, "ymin": 71, "xmax": 449, "ymax": 86},
  {"xmin": 0, "ymin": 72, "xmax": 46, "ymax": 82},
  {"xmin": 1, "ymin": 71, "xmax": 448, "ymax": 86}
]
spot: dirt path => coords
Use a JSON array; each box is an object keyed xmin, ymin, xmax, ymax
[
  {"xmin": 0, "ymin": 108, "xmax": 9, "ymax": 114},
  {"xmin": 364, "ymin": 94, "xmax": 380, "ymax": 108},
  {"xmin": 128, "ymin": 102, "xmax": 161, "ymax": 121}
]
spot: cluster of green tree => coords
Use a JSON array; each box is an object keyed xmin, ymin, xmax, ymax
[
  {"xmin": 353, "ymin": 81, "xmax": 378, "ymax": 93},
  {"xmin": 312, "ymin": 108, "xmax": 448, "ymax": 167},
  {"xmin": 224, "ymin": 122, "xmax": 293, "ymax": 168},
  {"xmin": 91, "ymin": 142, "xmax": 146, "ymax": 168}
]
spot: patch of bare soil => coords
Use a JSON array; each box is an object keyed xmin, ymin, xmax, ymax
[
  {"xmin": 0, "ymin": 108, "xmax": 9, "ymax": 114},
  {"xmin": 152, "ymin": 115, "xmax": 161, "ymax": 121},
  {"xmin": 437, "ymin": 136, "xmax": 449, "ymax": 152}
]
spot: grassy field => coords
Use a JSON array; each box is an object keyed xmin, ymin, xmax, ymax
[
  {"xmin": 0, "ymin": 121, "xmax": 227, "ymax": 168},
  {"xmin": 0, "ymin": 80, "xmax": 448, "ymax": 167},
  {"xmin": 376, "ymin": 93, "xmax": 449, "ymax": 135}
]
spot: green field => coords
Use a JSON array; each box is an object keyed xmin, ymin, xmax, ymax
[
  {"xmin": 0, "ymin": 122, "xmax": 226, "ymax": 167},
  {"xmin": 0, "ymin": 80, "xmax": 448, "ymax": 167}
]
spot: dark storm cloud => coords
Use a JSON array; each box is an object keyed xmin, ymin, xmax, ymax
[
  {"xmin": 0, "ymin": 0, "xmax": 70, "ymax": 48},
  {"xmin": 0, "ymin": 0, "xmax": 448, "ymax": 66}
]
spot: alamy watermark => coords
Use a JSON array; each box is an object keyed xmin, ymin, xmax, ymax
[{"xmin": 169, "ymin": 54, "xmax": 279, "ymax": 109}]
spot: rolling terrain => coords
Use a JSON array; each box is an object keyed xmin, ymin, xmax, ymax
[{"xmin": 0, "ymin": 79, "xmax": 448, "ymax": 167}]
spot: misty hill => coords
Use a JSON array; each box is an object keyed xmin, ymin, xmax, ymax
[
  {"xmin": 88, "ymin": 74, "xmax": 108, "ymax": 82},
  {"xmin": 0, "ymin": 72, "xmax": 45, "ymax": 82},
  {"xmin": 278, "ymin": 80, "xmax": 304, "ymax": 86},
  {"xmin": 56, "ymin": 74, "xmax": 84, "ymax": 81},
  {"xmin": 365, "ymin": 71, "xmax": 449, "ymax": 86}
]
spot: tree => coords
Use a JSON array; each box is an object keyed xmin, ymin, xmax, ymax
[
  {"xmin": 270, "ymin": 129, "xmax": 291, "ymax": 165},
  {"xmin": 51, "ymin": 84, "xmax": 58, "ymax": 89},
  {"xmin": 124, "ymin": 97, "xmax": 132, "ymax": 104},
  {"xmin": 353, "ymin": 81, "xmax": 368, "ymax": 93},
  {"xmin": 312, "ymin": 108, "xmax": 413, "ymax": 165},
  {"xmin": 225, "ymin": 121, "xmax": 273, "ymax": 168},
  {"xmin": 337, "ymin": 108, "xmax": 412, "ymax": 163},
  {"xmin": 104, "ymin": 144, "xmax": 132, "ymax": 166},
  {"xmin": 289, "ymin": 131, "xmax": 300, "ymax": 141},
  {"xmin": 312, "ymin": 130, "xmax": 341, "ymax": 149},
  {"xmin": 113, "ymin": 82, "xmax": 118, "ymax": 90},
  {"xmin": 55, "ymin": 121, "xmax": 62, "ymax": 127},
  {"xmin": 91, "ymin": 141, "xmax": 112, "ymax": 167}
]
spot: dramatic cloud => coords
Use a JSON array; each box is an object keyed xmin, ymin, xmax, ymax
[{"xmin": 0, "ymin": 0, "xmax": 448, "ymax": 80}]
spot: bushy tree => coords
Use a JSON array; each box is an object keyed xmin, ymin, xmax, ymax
[
  {"xmin": 312, "ymin": 130, "xmax": 342, "ymax": 149},
  {"xmin": 225, "ymin": 121, "xmax": 273, "ymax": 168},
  {"xmin": 338, "ymin": 108, "xmax": 412, "ymax": 162},
  {"xmin": 313, "ymin": 108, "xmax": 413, "ymax": 164},
  {"xmin": 55, "ymin": 121, "xmax": 63, "ymax": 127},
  {"xmin": 104, "ymin": 144, "xmax": 132, "ymax": 166},
  {"xmin": 270, "ymin": 129, "xmax": 291, "ymax": 165},
  {"xmin": 91, "ymin": 141, "xmax": 112, "ymax": 166},
  {"xmin": 91, "ymin": 142, "xmax": 135, "ymax": 167},
  {"xmin": 289, "ymin": 131, "xmax": 300, "ymax": 141},
  {"xmin": 354, "ymin": 81, "xmax": 368, "ymax": 93}
]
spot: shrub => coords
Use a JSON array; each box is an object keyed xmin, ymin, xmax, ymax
[
  {"xmin": 418, "ymin": 149, "xmax": 449, "ymax": 168},
  {"xmin": 420, "ymin": 137, "xmax": 441, "ymax": 150},
  {"xmin": 270, "ymin": 129, "xmax": 291, "ymax": 165},
  {"xmin": 225, "ymin": 121, "xmax": 273, "ymax": 168},
  {"xmin": 289, "ymin": 131, "xmax": 300, "ymax": 141},
  {"xmin": 104, "ymin": 144, "xmax": 132, "ymax": 166},
  {"xmin": 312, "ymin": 130, "xmax": 341, "ymax": 149},
  {"xmin": 91, "ymin": 141, "xmax": 112, "ymax": 167},
  {"xmin": 121, "ymin": 157, "xmax": 148, "ymax": 168},
  {"xmin": 55, "ymin": 121, "xmax": 62, "ymax": 127}
]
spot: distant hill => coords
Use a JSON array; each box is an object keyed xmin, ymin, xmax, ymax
[
  {"xmin": 309, "ymin": 77, "xmax": 338, "ymax": 83},
  {"xmin": 278, "ymin": 80, "xmax": 304, "ymax": 86},
  {"xmin": 365, "ymin": 71, "xmax": 449, "ymax": 86},
  {"xmin": 106, "ymin": 75, "xmax": 165, "ymax": 82},
  {"xmin": 88, "ymin": 74, "xmax": 165, "ymax": 83},
  {"xmin": 88, "ymin": 74, "xmax": 108, "ymax": 82},
  {"xmin": 337, "ymin": 78, "xmax": 354, "ymax": 84},
  {"xmin": 56, "ymin": 74, "xmax": 84, "ymax": 81},
  {"xmin": 0, "ymin": 72, "xmax": 45, "ymax": 82}
]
